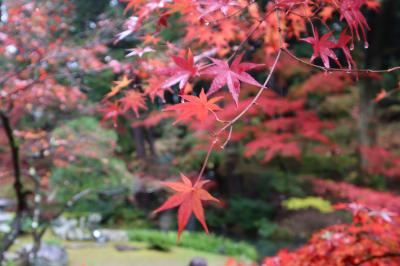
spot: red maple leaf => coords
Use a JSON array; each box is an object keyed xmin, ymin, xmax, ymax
[
  {"xmin": 99, "ymin": 102, "xmax": 121, "ymax": 127},
  {"xmin": 336, "ymin": 30, "xmax": 356, "ymax": 69},
  {"xmin": 153, "ymin": 173, "xmax": 220, "ymax": 240},
  {"xmin": 302, "ymin": 30, "xmax": 340, "ymax": 69},
  {"xmin": 161, "ymin": 49, "xmax": 199, "ymax": 92},
  {"xmin": 144, "ymin": 77, "xmax": 171, "ymax": 102},
  {"xmin": 339, "ymin": 0, "xmax": 370, "ymax": 45},
  {"xmin": 201, "ymin": 53, "xmax": 263, "ymax": 105},
  {"xmin": 165, "ymin": 89, "xmax": 222, "ymax": 124},
  {"xmin": 119, "ymin": 91, "xmax": 147, "ymax": 118}
]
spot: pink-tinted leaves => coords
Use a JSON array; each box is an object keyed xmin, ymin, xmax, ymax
[
  {"xmin": 162, "ymin": 49, "xmax": 199, "ymax": 92},
  {"xmin": 201, "ymin": 53, "xmax": 263, "ymax": 105},
  {"xmin": 336, "ymin": 30, "xmax": 356, "ymax": 69},
  {"xmin": 302, "ymin": 30, "xmax": 340, "ymax": 69},
  {"xmin": 339, "ymin": 0, "xmax": 370, "ymax": 46}
]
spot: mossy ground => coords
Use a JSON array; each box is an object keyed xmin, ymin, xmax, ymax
[
  {"xmin": 12, "ymin": 235, "xmax": 229, "ymax": 266},
  {"xmin": 67, "ymin": 241, "xmax": 227, "ymax": 266}
]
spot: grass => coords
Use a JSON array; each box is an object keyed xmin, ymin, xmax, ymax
[
  {"xmin": 68, "ymin": 242, "xmax": 228, "ymax": 266},
  {"xmin": 127, "ymin": 229, "xmax": 258, "ymax": 261},
  {"xmin": 9, "ymin": 233, "xmax": 234, "ymax": 266}
]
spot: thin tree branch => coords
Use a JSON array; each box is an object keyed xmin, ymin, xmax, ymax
[
  {"xmin": 0, "ymin": 111, "xmax": 26, "ymax": 263},
  {"xmin": 282, "ymin": 48, "xmax": 400, "ymax": 73},
  {"xmin": 196, "ymin": 139, "xmax": 218, "ymax": 184},
  {"xmin": 216, "ymin": 48, "xmax": 282, "ymax": 136}
]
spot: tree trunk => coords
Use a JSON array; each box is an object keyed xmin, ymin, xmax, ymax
[{"xmin": 358, "ymin": 0, "xmax": 398, "ymax": 172}]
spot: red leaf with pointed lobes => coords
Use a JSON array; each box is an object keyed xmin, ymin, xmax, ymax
[
  {"xmin": 119, "ymin": 91, "xmax": 147, "ymax": 118},
  {"xmin": 99, "ymin": 102, "xmax": 121, "ymax": 127},
  {"xmin": 153, "ymin": 173, "xmax": 220, "ymax": 240},
  {"xmin": 339, "ymin": 0, "xmax": 370, "ymax": 46},
  {"xmin": 302, "ymin": 29, "xmax": 340, "ymax": 69},
  {"xmin": 336, "ymin": 30, "xmax": 356, "ymax": 69},
  {"xmin": 165, "ymin": 89, "xmax": 222, "ymax": 124},
  {"xmin": 201, "ymin": 53, "xmax": 263, "ymax": 106},
  {"xmin": 161, "ymin": 49, "xmax": 199, "ymax": 93}
]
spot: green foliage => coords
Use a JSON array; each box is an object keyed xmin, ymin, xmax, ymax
[
  {"xmin": 256, "ymin": 219, "xmax": 279, "ymax": 238},
  {"xmin": 50, "ymin": 157, "xmax": 128, "ymax": 200},
  {"xmin": 282, "ymin": 197, "xmax": 333, "ymax": 213},
  {"xmin": 50, "ymin": 117, "xmax": 140, "ymax": 223},
  {"xmin": 72, "ymin": 0, "xmax": 110, "ymax": 29},
  {"xmin": 301, "ymin": 154, "xmax": 356, "ymax": 180},
  {"xmin": 83, "ymin": 69, "xmax": 116, "ymax": 102},
  {"xmin": 52, "ymin": 116, "xmax": 117, "ymax": 157},
  {"xmin": 127, "ymin": 229, "xmax": 258, "ymax": 260},
  {"xmin": 208, "ymin": 197, "xmax": 276, "ymax": 236}
]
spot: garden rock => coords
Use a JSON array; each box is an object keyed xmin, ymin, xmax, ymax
[
  {"xmin": 18, "ymin": 243, "xmax": 68, "ymax": 266},
  {"xmin": 189, "ymin": 257, "xmax": 208, "ymax": 266},
  {"xmin": 95, "ymin": 229, "xmax": 129, "ymax": 242}
]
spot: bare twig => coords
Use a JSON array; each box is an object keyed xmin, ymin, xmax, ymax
[{"xmin": 282, "ymin": 48, "xmax": 400, "ymax": 74}]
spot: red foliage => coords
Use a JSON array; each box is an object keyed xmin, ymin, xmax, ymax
[
  {"xmin": 264, "ymin": 204, "xmax": 400, "ymax": 266},
  {"xmin": 360, "ymin": 146, "xmax": 400, "ymax": 178},
  {"xmin": 313, "ymin": 179, "xmax": 400, "ymax": 214},
  {"xmin": 110, "ymin": 0, "xmax": 393, "ymax": 243}
]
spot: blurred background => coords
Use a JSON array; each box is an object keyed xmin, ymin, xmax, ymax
[{"xmin": 0, "ymin": 0, "xmax": 399, "ymax": 265}]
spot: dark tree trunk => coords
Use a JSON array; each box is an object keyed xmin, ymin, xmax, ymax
[
  {"xmin": 132, "ymin": 126, "xmax": 146, "ymax": 159},
  {"xmin": 358, "ymin": 0, "xmax": 399, "ymax": 172}
]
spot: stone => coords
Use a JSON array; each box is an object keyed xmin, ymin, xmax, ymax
[
  {"xmin": 96, "ymin": 229, "xmax": 129, "ymax": 242},
  {"xmin": 0, "ymin": 212, "xmax": 13, "ymax": 233},
  {"xmin": 0, "ymin": 198, "xmax": 15, "ymax": 209},
  {"xmin": 114, "ymin": 244, "xmax": 140, "ymax": 252},
  {"xmin": 17, "ymin": 243, "xmax": 68, "ymax": 266},
  {"xmin": 189, "ymin": 257, "xmax": 208, "ymax": 266}
]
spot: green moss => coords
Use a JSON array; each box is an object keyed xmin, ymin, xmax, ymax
[
  {"xmin": 127, "ymin": 229, "xmax": 258, "ymax": 260},
  {"xmin": 282, "ymin": 197, "xmax": 333, "ymax": 213}
]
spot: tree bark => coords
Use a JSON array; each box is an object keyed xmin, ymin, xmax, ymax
[{"xmin": 0, "ymin": 112, "xmax": 26, "ymax": 263}]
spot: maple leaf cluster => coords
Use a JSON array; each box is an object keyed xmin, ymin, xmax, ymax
[
  {"xmin": 0, "ymin": 0, "xmax": 108, "ymax": 120},
  {"xmin": 264, "ymin": 204, "xmax": 400, "ymax": 266},
  {"xmin": 107, "ymin": 0, "xmax": 384, "ymax": 240}
]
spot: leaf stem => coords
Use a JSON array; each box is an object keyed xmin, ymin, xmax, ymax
[{"xmin": 196, "ymin": 138, "xmax": 218, "ymax": 184}]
